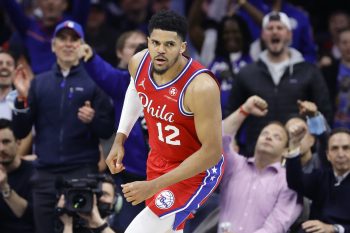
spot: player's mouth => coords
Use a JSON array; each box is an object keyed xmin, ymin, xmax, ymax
[{"xmin": 155, "ymin": 57, "xmax": 167, "ymax": 66}]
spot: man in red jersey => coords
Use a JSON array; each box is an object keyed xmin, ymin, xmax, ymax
[{"xmin": 105, "ymin": 10, "xmax": 224, "ymax": 233}]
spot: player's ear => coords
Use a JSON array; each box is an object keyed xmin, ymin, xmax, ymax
[{"xmin": 180, "ymin": 42, "xmax": 187, "ymax": 54}]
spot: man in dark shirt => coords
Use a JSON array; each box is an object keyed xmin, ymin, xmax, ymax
[
  {"xmin": 0, "ymin": 118, "xmax": 35, "ymax": 233},
  {"xmin": 11, "ymin": 20, "xmax": 114, "ymax": 233},
  {"xmin": 286, "ymin": 126, "xmax": 350, "ymax": 233}
]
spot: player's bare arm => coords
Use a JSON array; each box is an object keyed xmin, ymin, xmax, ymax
[{"xmin": 122, "ymin": 73, "xmax": 222, "ymax": 205}]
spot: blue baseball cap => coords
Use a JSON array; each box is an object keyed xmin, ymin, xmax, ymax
[{"xmin": 53, "ymin": 20, "xmax": 84, "ymax": 39}]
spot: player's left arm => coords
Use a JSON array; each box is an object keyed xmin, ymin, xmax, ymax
[{"xmin": 122, "ymin": 73, "xmax": 222, "ymax": 205}]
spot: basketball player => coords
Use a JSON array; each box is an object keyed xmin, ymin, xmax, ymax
[{"xmin": 105, "ymin": 10, "xmax": 224, "ymax": 233}]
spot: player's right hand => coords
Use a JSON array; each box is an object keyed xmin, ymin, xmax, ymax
[{"xmin": 105, "ymin": 133, "xmax": 127, "ymax": 174}]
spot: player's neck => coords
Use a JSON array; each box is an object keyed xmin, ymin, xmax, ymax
[{"xmin": 153, "ymin": 56, "xmax": 188, "ymax": 85}]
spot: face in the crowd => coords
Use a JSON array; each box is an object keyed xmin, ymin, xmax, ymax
[
  {"xmin": 0, "ymin": 53, "xmax": 15, "ymax": 89},
  {"xmin": 152, "ymin": 0, "xmax": 171, "ymax": 13},
  {"xmin": 117, "ymin": 32, "xmax": 147, "ymax": 68},
  {"xmin": 255, "ymin": 123, "xmax": 288, "ymax": 158},
  {"xmin": 148, "ymin": 29, "xmax": 186, "ymax": 75},
  {"xmin": 120, "ymin": 0, "xmax": 148, "ymax": 16},
  {"xmin": 327, "ymin": 132, "xmax": 350, "ymax": 176},
  {"xmin": 329, "ymin": 12, "xmax": 350, "ymax": 40},
  {"xmin": 0, "ymin": 127, "xmax": 19, "ymax": 166},
  {"xmin": 38, "ymin": 0, "xmax": 67, "ymax": 25},
  {"xmin": 223, "ymin": 19, "xmax": 243, "ymax": 53},
  {"xmin": 87, "ymin": 7, "xmax": 106, "ymax": 29},
  {"xmin": 285, "ymin": 118, "xmax": 315, "ymax": 156},
  {"xmin": 338, "ymin": 30, "xmax": 350, "ymax": 63},
  {"xmin": 100, "ymin": 182, "xmax": 115, "ymax": 204},
  {"xmin": 261, "ymin": 20, "xmax": 292, "ymax": 57},
  {"xmin": 52, "ymin": 29, "xmax": 83, "ymax": 66}
]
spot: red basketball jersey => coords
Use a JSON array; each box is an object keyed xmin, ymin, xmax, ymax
[{"xmin": 134, "ymin": 51, "xmax": 218, "ymax": 183}]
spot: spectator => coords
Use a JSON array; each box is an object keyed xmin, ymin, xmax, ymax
[
  {"xmin": 236, "ymin": 0, "xmax": 317, "ymax": 62},
  {"xmin": 105, "ymin": 0, "xmax": 152, "ymax": 36},
  {"xmin": 285, "ymin": 100, "xmax": 327, "ymax": 173},
  {"xmin": 115, "ymin": 31, "xmax": 147, "ymax": 69},
  {"xmin": 0, "ymin": 118, "xmax": 35, "ymax": 233},
  {"xmin": 219, "ymin": 95, "xmax": 302, "ymax": 233},
  {"xmin": 11, "ymin": 20, "xmax": 114, "ymax": 233},
  {"xmin": 85, "ymin": 0, "xmax": 118, "ymax": 65},
  {"xmin": 318, "ymin": 10, "xmax": 350, "ymax": 67},
  {"xmin": 208, "ymin": 15, "xmax": 253, "ymax": 110},
  {"xmin": 78, "ymin": 31, "xmax": 148, "ymax": 232},
  {"xmin": 0, "ymin": 51, "xmax": 15, "ymax": 120},
  {"xmin": 285, "ymin": 100, "xmax": 330, "ymax": 232},
  {"xmin": 2, "ymin": 0, "xmax": 90, "ymax": 74},
  {"xmin": 286, "ymin": 126, "xmax": 350, "ymax": 233},
  {"xmin": 0, "ymin": 51, "xmax": 34, "ymax": 157},
  {"xmin": 322, "ymin": 28, "xmax": 350, "ymax": 129},
  {"xmin": 56, "ymin": 174, "xmax": 118, "ymax": 233},
  {"xmin": 225, "ymin": 11, "xmax": 332, "ymax": 155}
]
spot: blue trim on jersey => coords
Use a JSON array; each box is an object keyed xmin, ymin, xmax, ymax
[
  {"xmin": 159, "ymin": 155, "xmax": 225, "ymax": 230},
  {"xmin": 178, "ymin": 69, "xmax": 210, "ymax": 117},
  {"xmin": 147, "ymin": 58, "xmax": 193, "ymax": 90},
  {"xmin": 134, "ymin": 51, "xmax": 150, "ymax": 84}
]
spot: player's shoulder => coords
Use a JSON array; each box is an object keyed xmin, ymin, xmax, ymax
[
  {"xmin": 187, "ymin": 71, "xmax": 219, "ymax": 95},
  {"xmin": 129, "ymin": 49, "xmax": 148, "ymax": 77}
]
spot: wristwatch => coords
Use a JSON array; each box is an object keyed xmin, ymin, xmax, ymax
[
  {"xmin": 90, "ymin": 222, "xmax": 109, "ymax": 233},
  {"xmin": 1, "ymin": 186, "xmax": 12, "ymax": 199}
]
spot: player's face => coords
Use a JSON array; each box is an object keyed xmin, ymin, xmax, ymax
[
  {"xmin": 148, "ymin": 29, "xmax": 186, "ymax": 75},
  {"xmin": 261, "ymin": 21, "xmax": 291, "ymax": 57},
  {"xmin": 0, "ymin": 128, "xmax": 18, "ymax": 166}
]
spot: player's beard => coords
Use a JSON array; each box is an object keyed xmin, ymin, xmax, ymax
[{"xmin": 152, "ymin": 54, "xmax": 180, "ymax": 75}]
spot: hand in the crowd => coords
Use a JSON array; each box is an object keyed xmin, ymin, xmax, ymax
[
  {"xmin": 302, "ymin": 220, "xmax": 335, "ymax": 233},
  {"xmin": 78, "ymin": 101, "xmax": 95, "ymax": 123},
  {"xmin": 78, "ymin": 195, "xmax": 105, "ymax": 228},
  {"xmin": 242, "ymin": 95, "xmax": 268, "ymax": 116},
  {"xmin": 287, "ymin": 121, "xmax": 307, "ymax": 150},
  {"xmin": 106, "ymin": 133, "xmax": 126, "ymax": 174},
  {"xmin": 13, "ymin": 64, "xmax": 32, "ymax": 98},
  {"xmin": 57, "ymin": 195, "xmax": 73, "ymax": 227},
  {"xmin": 0, "ymin": 164, "xmax": 8, "ymax": 189},
  {"xmin": 78, "ymin": 44, "xmax": 93, "ymax": 62},
  {"xmin": 297, "ymin": 100, "xmax": 318, "ymax": 117},
  {"xmin": 121, "ymin": 180, "xmax": 157, "ymax": 205}
]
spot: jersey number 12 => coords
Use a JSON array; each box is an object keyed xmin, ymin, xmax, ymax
[{"xmin": 156, "ymin": 122, "xmax": 181, "ymax": 145}]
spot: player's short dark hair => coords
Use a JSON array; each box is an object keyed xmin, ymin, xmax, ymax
[{"xmin": 148, "ymin": 10, "xmax": 187, "ymax": 41}]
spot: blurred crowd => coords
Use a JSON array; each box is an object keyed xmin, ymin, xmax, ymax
[{"xmin": 0, "ymin": 0, "xmax": 350, "ymax": 233}]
